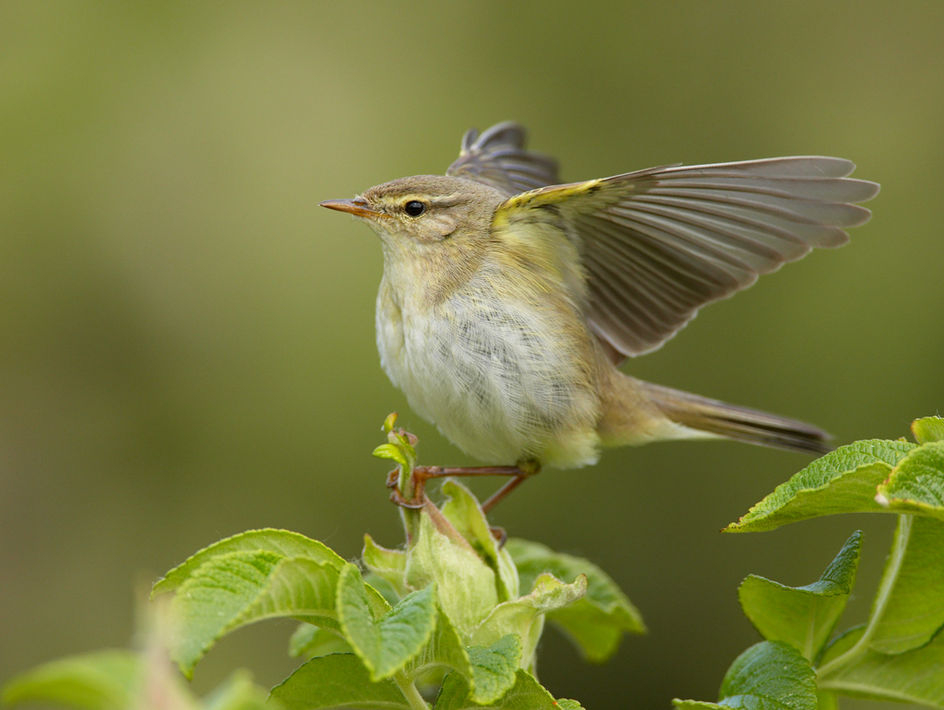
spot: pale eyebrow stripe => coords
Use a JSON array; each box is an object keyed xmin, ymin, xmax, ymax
[{"xmin": 385, "ymin": 192, "xmax": 465, "ymax": 209}]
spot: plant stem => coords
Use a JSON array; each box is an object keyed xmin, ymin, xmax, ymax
[
  {"xmin": 398, "ymin": 468, "xmax": 422, "ymax": 545},
  {"xmin": 817, "ymin": 514, "xmax": 913, "ymax": 678},
  {"xmin": 394, "ymin": 671, "xmax": 429, "ymax": 710}
]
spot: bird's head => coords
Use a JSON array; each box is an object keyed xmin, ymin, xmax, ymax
[{"xmin": 321, "ymin": 175, "xmax": 506, "ymax": 247}]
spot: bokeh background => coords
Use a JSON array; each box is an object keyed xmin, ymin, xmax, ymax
[{"xmin": 2, "ymin": 2, "xmax": 942, "ymax": 708}]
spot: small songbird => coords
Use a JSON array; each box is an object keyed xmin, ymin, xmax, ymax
[{"xmin": 322, "ymin": 122, "xmax": 878, "ymax": 504}]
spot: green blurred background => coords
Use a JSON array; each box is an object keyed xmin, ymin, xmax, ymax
[{"xmin": 2, "ymin": 2, "xmax": 942, "ymax": 707}]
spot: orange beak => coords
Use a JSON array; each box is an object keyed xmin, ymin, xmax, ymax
[{"xmin": 319, "ymin": 197, "xmax": 387, "ymax": 220}]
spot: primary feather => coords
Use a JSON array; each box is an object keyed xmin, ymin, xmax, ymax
[{"xmin": 484, "ymin": 148, "xmax": 879, "ymax": 357}]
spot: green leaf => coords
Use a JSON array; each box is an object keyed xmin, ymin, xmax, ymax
[
  {"xmin": 373, "ymin": 443, "xmax": 409, "ymax": 467},
  {"xmin": 738, "ymin": 531, "xmax": 861, "ymax": 660},
  {"xmin": 506, "ymin": 538, "xmax": 644, "ymax": 662},
  {"xmin": 288, "ymin": 624, "xmax": 351, "ymax": 659},
  {"xmin": 373, "ymin": 416, "xmax": 417, "ymax": 467},
  {"xmin": 203, "ymin": 670, "xmax": 274, "ymax": 710},
  {"xmin": 816, "ymin": 623, "xmax": 865, "ymax": 664},
  {"xmin": 269, "ymin": 653, "xmax": 408, "ymax": 709},
  {"xmin": 674, "ymin": 641, "xmax": 822, "ymax": 710},
  {"xmin": 153, "ymin": 528, "xmax": 346, "ymax": 595},
  {"xmin": 672, "ymin": 701, "xmax": 724, "ymax": 710},
  {"xmin": 406, "ymin": 606, "xmax": 473, "ymax": 681},
  {"xmin": 363, "ymin": 533, "xmax": 408, "ymax": 596},
  {"xmin": 876, "ymin": 442, "xmax": 944, "ymax": 520},
  {"xmin": 1, "ymin": 650, "xmax": 141, "ymax": 710},
  {"xmin": 815, "ymin": 690, "xmax": 838, "ymax": 710},
  {"xmin": 406, "ymin": 612, "xmax": 521, "ymax": 705},
  {"xmin": 365, "ymin": 571, "xmax": 404, "ymax": 607},
  {"xmin": 168, "ymin": 552, "xmax": 345, "ymax": 676},
  {"xmin": 912, "ymin": 417, "xmax": 944, "ymax": 444},
  {"xmin": 469, "ymin": 573, "xmax": 586, "ymax": 668},
  {"xmin": 869, "ymin": 515, "xmax": 944, "ymax": 654},
  {"xmin": 338, "ymin": 564, "xmax": 437, "ymax": 681},
  {"xmin": 434, "ymin": 669, "xmax": 563, "ymax": 710},
  {"xmin": 467, "ymin": 635, "xmax": 522, "ymax": 705},
  {"xmin": 818, "ymin": 626, "xmax": 944, "ymax": 706},
  {"xmin": 439, "ymin": 480, "xmax": 519, "ymax": 602},
  {"xmin": 383, "ymin": 411, "xmax": 400, "ymax": 433},
  {"xmin": 405, "ymin": 510, "xmax": 498, "ymax": 636},
  {"xmin": 718, "ymin": 641, "xmax": 817, "ymax": 710},
  {"xmin": 726, "ymin": 440, "xmax": 915, "ymax": 532}
]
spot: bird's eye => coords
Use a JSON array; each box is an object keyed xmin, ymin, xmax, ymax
[{"xmin": 403, "ymin": 200, "xmax": 427, "ymax": 217}]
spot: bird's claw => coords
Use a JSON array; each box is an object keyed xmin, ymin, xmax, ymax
[
  {"xmin": 389, "ymin": 487, "xmax": 426, "ymax": 509},
  {"xmin": 387, "ymin": 467, "xmax": 427, "ymax": 508},
  {"xmin": 489, "ymin": 525, "xmax": 508, "ymax": 548}
]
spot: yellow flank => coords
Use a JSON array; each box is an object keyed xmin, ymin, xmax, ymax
[{"xmin": 489, "ymin": 218, "xmax": 586, "ymax": 303}]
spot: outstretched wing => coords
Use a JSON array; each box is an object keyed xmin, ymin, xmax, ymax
[
  {"xmin": 495, "ymin": 157, "xmax": 880, "ymax": 358},
  {"xmin": 446, "ymin": 121, "xmax": 560, "ymax": 196}
]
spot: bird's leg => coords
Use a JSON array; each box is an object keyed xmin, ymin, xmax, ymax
[
  {"xmin": 481, "ymin": 459, "xmax": 541, "ymax": 512},
  {"xmin": 387, "ymin": 459, "xmax": 541, "ymax": 512}
]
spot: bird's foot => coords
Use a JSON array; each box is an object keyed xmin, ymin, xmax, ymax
[{"xmin": 386, "ymin": 460, "xmax": 541, "ymax": 513}]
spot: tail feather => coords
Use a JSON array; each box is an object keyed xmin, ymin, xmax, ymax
[{"xmin": 641, "ymin": 382, "xmax": 832, "ymax": 455}]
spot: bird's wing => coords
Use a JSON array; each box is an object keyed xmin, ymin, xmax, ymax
[
  {"xmin": 446, "ymin": 121, "xmax": 560, "ymax": 195},
  {"xmin": 494, "ymin": 157, "xmax": 880, "ymax": 358}
]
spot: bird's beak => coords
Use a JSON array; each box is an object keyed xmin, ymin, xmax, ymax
[{"xmin": 319, "ymin": 197, "xmax": 386, "ymax": 220}]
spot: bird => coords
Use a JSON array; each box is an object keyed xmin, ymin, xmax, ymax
[{"xmin": 321, "ymin": 121, "xmax": 878, "ymax": 508}]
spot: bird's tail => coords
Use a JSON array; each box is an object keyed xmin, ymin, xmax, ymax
[{"xmin": 639, "ymin": 381, "xmax": 832, "ymax": 455}]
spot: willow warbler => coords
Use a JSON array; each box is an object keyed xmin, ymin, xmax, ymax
[{"xmin": 322, "ymin": 122, "xmax": 878, "ymax": 483}]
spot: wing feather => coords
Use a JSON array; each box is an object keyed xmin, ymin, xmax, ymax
[
  {"xmin": 494, "ymin": 156, "xmax": 879, "ymax": 357},
  {"xmin": 447, "ymin": 121, "xmax": 559, "ymax": 195}
]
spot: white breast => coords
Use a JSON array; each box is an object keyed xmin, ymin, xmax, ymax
[{"xmin": 375, "ymin": 272, "xmax": 602, "ymax": 468}]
